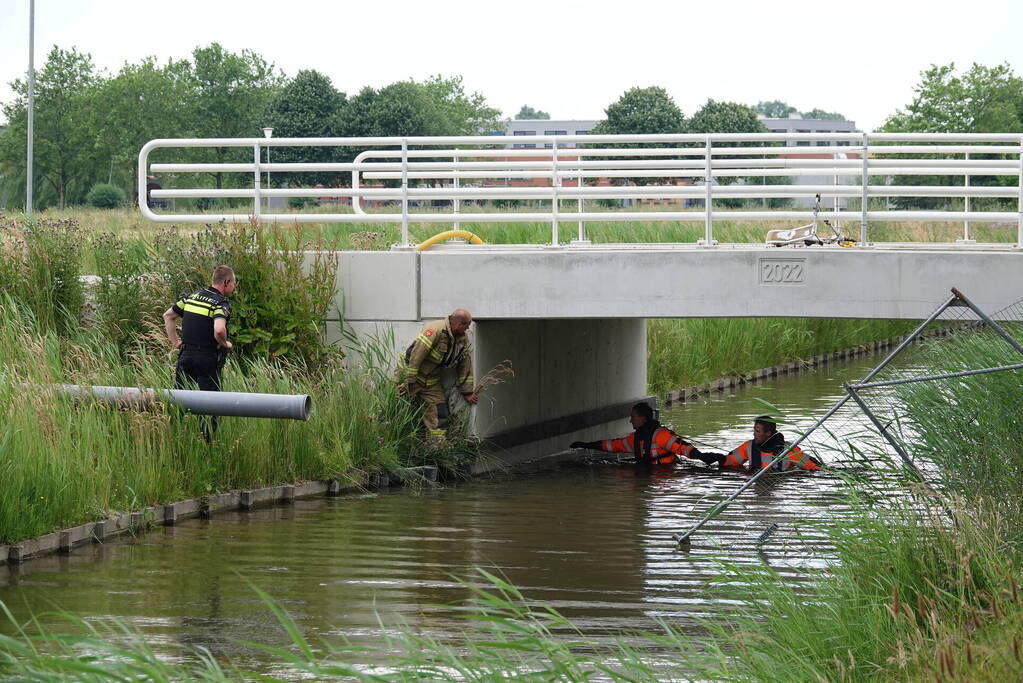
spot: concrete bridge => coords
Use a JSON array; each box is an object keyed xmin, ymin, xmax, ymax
[
  {"xmin": 333, "ymin": 241, "xmax": 1022, "ymax": 465},
  {"xmin": 140, "ymin": 132, "xmax": 1023, "ymax": 465}
]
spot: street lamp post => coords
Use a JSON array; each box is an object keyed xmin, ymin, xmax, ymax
[
  {"xmin": 262, "ymin": 127, "xmax": 273, "ymax": 212},
  {"xmin": 26, "ymin": 0, "xmax": 35, "ymax": 216}
]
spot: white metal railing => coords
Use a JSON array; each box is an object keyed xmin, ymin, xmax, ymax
[{"xmin": 139, "ymin": 133, "xmax": 1023, "ymax": 248}]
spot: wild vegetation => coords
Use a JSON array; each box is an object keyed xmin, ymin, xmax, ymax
[{"xmin": 0, "ymin": 214, "xmax": 476, "ymax": 545}]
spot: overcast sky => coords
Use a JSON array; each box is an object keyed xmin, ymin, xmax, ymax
[{"xmin": 2, "ymin": 0, "xmax": 1021, "ymax": 131}]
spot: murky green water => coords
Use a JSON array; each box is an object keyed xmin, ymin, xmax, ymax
[{"xmin": 0, "ymin": 355, "xmax": 886, "ymax": 671}]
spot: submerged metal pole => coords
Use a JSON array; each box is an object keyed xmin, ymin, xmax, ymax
[{"xmin": 51, "ymin": 385, "xmax": 312, "ymax": 421}]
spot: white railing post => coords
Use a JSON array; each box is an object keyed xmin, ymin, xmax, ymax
[
  {"xmin": 400, "ymin": 138, "xmax": 409, "ymax": 247},
  {"xmin": 453, "ymin": 151, "xmax": 460, "ymax": 232},
  {"xmin": 860, "ymin": 132, "xmax": 869, "ymax": 245},
  {"xmin": 551, "ymin": 138, "xmax": 560, "ymax": 246},
  {"xmin": 1017, "ymin": 135, "xmax": 1023, "ymax": 248},
  {"xmin": 703, "ymin": 136, "xmax": 713, "ymax": 245},
  {"xmin": 577, "ymin": 157, "xmax": 587, "ymax": 243},
  {"xmin": 962, "ymin": 152, "xmax": 972, "ymax": 242},
  {"xmin": 253, "ymin": 143, "xmax": 262, "ymax": 221}
]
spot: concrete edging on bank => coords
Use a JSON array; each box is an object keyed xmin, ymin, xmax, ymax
[{"xmin": 3, "ymin": 465, "xmax": 442, "ymax": 567}]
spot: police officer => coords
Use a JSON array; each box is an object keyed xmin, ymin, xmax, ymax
[
  {"xmin": 162, "ymin": 265, "xmax": 236, "ymax": 441},
  {"xmin": 397, "ymin": 309, "xmax": 477, "ymax": 442}
]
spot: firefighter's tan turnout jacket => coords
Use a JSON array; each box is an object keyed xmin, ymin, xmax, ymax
[{"xmin": 398, "ymin": 318, "xmax": 474, "ymax": 394}]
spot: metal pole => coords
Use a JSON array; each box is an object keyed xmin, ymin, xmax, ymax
[
  {"xmin": 844, "ymin": 383, "xmax": 920, "ymax": 477},
  {"xmin": 401, "ymin": 138, "xmax": 409, "ymax": 247},
  {"xmin": 51, "ymin": 384, "xmax": 312, "ymax": 421},
  {"xmin": 253, "ymin": 144, "xmax": 261, "ymax": 221},
  {"xmin": 950, "ymin": 287, "xmax": 1023, "ymax": 356},
  {"xmin": 551, "ymin": 139, "xmax": 560, "ymax": 246},
  {"xmin": 860, "ymin": 132, "xmax": 869, "ymax": 245},
  {"xmin": 852, "ymin": 362, "xmax": 1023, "ymax": 390},
  {"xmin": 26, "ymin": 0, "xmax": 35, "ymax": 217},
  {"xmin": 703, "ymin": 136, "xmax": 713, "ymax": 245},
  {"xmin": 266, "ymin": 145, "xmax": 271, "ymax": 213}
]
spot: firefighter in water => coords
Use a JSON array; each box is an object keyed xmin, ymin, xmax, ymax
[
  {"xmin": 695, "ymin": 416, "xmax": 822, "ymax": 471},
  {"xmin": 569, "ymin": 401, "xmax": 703, "ymax": 465},
  {"xmin": 397, "ymin": 309, "xmax": 478, "ymax": 441}
]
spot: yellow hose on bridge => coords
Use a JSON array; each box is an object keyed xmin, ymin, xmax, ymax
[{"xmin": 416, "ymin": 230, "xmax": 485, "ymax": 251}]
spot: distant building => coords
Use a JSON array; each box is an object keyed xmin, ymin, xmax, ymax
[
  {"xmin": 504, "ymin": 119, "xmax": 599, "ymax": 148},
  {"xmin": 759, "ymin": 113, "xmax": 858, "ymax": 145}
]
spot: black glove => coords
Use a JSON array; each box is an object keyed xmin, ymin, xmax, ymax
[
  {"xmin": 694, "ymin": 451, "xmax": 726, "ymax": 466},
  {"xmin": 570, "ymin": 441, "xmax": 599, "ymax": 449}
]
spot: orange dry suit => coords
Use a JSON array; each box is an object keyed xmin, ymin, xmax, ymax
[
  {"xmin": 721, "ymin": 431, "xmax": 821, "ymax": 471},
  {"xmin": 593, "ymin": 420, "xmax": 698, "ymax": 465}
]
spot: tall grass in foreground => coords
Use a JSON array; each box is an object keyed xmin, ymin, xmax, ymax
[
  {"xmin": 0, "ymin": 300, "xmax": 461, "ymax": 544},
  {"xmin": 647, "ymin": 317, "xmax": 916, "ymax": 393}
]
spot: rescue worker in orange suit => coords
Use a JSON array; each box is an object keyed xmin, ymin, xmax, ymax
[
  {"xmin": 694, "ymin": 416, "xmax": 822, "ymax": 471},
  {"xmin": 569, "ymin": 401, "xmax": 703, "ymax": 465},
  {"xmin": 397, "ymin": 309, "xmax": 478, "ymax": 441}
]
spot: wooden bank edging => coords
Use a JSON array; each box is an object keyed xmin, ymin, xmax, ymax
[
  {"xmin": 662, "ymin": 327, "xmax": 958, "ymax": 406},
  {"xmin": 1, "ymin": 465, "xmax": 442, "ymax": 567}
]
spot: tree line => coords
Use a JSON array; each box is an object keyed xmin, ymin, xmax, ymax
[
  {"xmin": 0, "ymin": 43, "xmax": 502, "ymax": 209},
  {"xmin": 1, "ymin": 46, "xmax": 1020, "ymax": 211}
]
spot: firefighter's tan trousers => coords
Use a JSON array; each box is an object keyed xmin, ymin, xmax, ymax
[{"xmin": 408, "ymin": 382, "xmax": 448, "ymax": 439}]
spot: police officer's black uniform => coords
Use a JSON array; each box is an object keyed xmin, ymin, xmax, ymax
[{"xmin": 172, "ymin": 286, "xmax": 231, "ymax": 438}]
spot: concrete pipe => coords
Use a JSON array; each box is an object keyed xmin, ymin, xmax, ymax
[{"xmin": 52, "ymin": 384, "xmax": 312, "ymax": 421}]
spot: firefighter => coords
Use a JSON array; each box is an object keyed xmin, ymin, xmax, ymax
[
  {"xmin": 569, "ymin": 401, "xmax": 703, "ymax": 465},
  {"xmin": 397, "ymin": 309, "xmax": 477, "ymax": 441},
  {"xmin": 162, "ymin": 265, "xmax": 236, "ymax": 442},
  {"xmin": 695, "ymin": 416, "xmax": 822, "ymax": 471}
]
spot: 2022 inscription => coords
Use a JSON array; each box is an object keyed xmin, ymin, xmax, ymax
[{"xmin": 759, "ymin": 258, "xmax": 806, "ymax": 285}]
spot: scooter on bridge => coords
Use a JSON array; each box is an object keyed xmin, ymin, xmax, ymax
[{"xmin": 766, "ymin": 193, "xmax": 856, "ymax": 248}]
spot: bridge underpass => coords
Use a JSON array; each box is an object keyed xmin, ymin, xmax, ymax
[
  {"xmin": 140, "ymin": 131, "xmax": 1023, "ymax": 466},
  {"xmin": 332, "ymin": 242, "xmax": 1023, "ymax": 466}
]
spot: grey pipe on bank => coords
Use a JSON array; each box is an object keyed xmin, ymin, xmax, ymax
[{"xmin": 50, "ymin": 384, "xmax": 312, "ymax": 421}]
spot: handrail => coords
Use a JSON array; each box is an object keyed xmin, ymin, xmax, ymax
[{"xmin": 139, "ymin": 132, "xmax": 1023, "ymax": 248}]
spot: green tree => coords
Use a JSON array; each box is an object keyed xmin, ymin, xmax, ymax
[
  {"xmin": 881, "ymin": 62, "xmax": 1023, "ymax": 209},
  {"xmin": 688, "ymin": 99, "xmax": 767, "ymax": 136},
  {"xmin": 266, "ymin": 69, "xmax": 345, "ymax": 186},
  {"xmin": 882, "ymin": 62, "xmax": 1023, "ymax": 133},
  {"xmin": 756, "ymin": 100, "xmax": 796, "ymax": 118},
  {"xmin": 516, "ymin": 104, "xmax": 550, "ymax": 120},
  {"xmin": 419, "ymin": 75, "xmax": 503, "ymax": 135},
  {"xmin": 88, "ymin": 57, "xmax": 195, "ymax": 201},
  {"xmin": 189, "ymin": 43, "xmax": 283, "ymax": 188},
  {"xmin": 0, "ymin": 46, "xmax": 98, "ymax": 209},
  {"xmin": 591, "ymin": 86, "xmax": 685, "ymax": 135},
  {"xmin": 689, "ymin": 100, "xmax": 777, "ymax": 208},
  {"xmin": 801, "ymin": 108, "xmax": 846, "ymax": 120}
]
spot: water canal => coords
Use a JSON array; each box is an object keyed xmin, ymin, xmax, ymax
[{"xmin": 0, "ymin": 355, "xmax": 890, "ymax": 671}]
